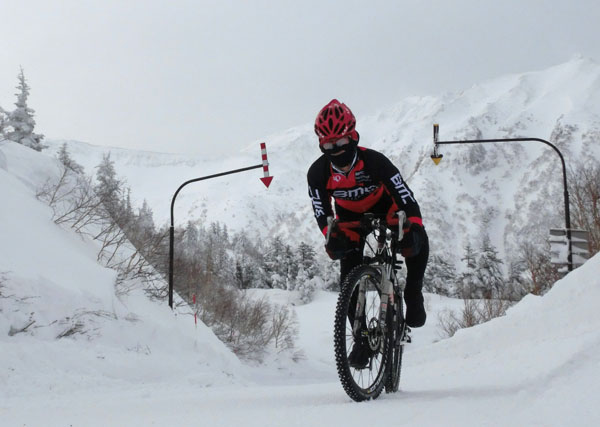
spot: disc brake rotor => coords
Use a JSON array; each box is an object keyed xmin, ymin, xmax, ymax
[{"xmin": 367, "ymin": 317, "xmax": 381, "ymax": 351}]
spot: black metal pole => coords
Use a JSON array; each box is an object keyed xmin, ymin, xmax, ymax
[
  {"xmin": 168, "ymin": 163, "xmax": 264, "ymax": 308},
  {"xmin": 435, "ymin": 137, "xmax": 573, "ymax": 271}
]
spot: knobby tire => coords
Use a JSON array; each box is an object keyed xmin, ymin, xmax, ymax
[{"xmin": 334, "ymin": 265, "xmax": 389, "ymax": 402}]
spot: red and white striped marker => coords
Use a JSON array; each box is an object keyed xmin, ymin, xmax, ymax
[
  {"xmin": 259, "ymin": 142, "xmax": 274, "ymax": 188},
  {"xmin": 193, "ymin": 293, "xmax": 197, "ymax": 326}
]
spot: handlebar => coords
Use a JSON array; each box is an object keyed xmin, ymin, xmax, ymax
[{"xmin": 326, "ymin": 211, "xmax": 407, "ymax": 243}]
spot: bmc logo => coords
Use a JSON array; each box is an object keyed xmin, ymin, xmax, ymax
[
  {"xmin": 309, "ymin": 187, "xmax": 325, "ymax": 217},
  {"xmin": 390, "ymin": 173, "xmax": 415, "ymax": 204},
  {"xmin": 332, "ymin": 185, "xmax": 378, "ymax": 200}
]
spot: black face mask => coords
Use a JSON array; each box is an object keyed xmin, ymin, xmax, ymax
[{"xmin": 321, "ymin": 139, "xmax": 358, "ymax": 169}]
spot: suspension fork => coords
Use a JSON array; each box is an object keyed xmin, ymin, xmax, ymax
[
  {"xmin": 378, "ymin": 263, "xmax": 394, "ymax": 332},
  {"xmin": 352, "ymin": 264, "xmax": 393, "ymax": 339},
  {"xmin": 353, "ymin": 275, "xmax": 368, "ymax": 338}
]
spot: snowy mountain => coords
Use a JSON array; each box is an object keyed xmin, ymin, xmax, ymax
[{"xmin": 45, "ymin": 57, "xmax": 600, "ymax": 273}]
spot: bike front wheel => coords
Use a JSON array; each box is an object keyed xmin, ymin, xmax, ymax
[{"xmin": 334, "ymin": 265, "xmax": 389, "ymax": 402}]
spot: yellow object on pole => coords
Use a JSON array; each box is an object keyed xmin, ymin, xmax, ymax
[{"xmin": 431, "ymin": 123, "xmax": 443, "ymax": 164}]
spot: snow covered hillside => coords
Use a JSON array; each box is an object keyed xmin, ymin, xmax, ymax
[
  {"xmin": 45, "ymin": 57, "xmax": 600, "ymax": 273},
  {"xmin": 0, "ymin": 142, "xmax": 241, "ymax": 399}
]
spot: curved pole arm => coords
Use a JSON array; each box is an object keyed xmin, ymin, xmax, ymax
[
  {"xmin": 168, "ymin": 164, "xmax": 263, "ymax": 308},
  {"xmin": 435, "ymin": 136, "xmax": 572, "ymax": 271}
]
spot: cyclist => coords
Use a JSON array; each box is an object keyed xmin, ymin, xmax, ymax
[{"xmin": 307, "ymin": 99, "xmax": 429, "ymax": 367}]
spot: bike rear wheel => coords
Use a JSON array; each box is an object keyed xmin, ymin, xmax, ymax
[
  {"xmin": 334, "ymin": 265, "xmax": 389, "ymax": 402},
  {"xmin": 385, "ymin": 292, "xmax": 404, "ymax": 393}
]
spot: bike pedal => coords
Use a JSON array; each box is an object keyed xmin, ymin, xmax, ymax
[{"xmin": 401, "ymin": 326, "xmax": 412, "ymax": 344}]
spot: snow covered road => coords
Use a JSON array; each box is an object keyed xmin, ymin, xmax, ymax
[{"xmin": 5, "ymin": 263, "xmax": 600, "ymax": 427}]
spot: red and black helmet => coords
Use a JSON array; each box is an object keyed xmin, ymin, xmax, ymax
[{"xmin": 314, "ymin": 99, "xmax": 358, "ymax": 145}]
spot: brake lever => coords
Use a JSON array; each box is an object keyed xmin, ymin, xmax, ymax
[
  {"xmin": 325, "ymin": 216, "xmax": 334, "ymax": 244},
  {"xmin": 397, "ymin": 211, "xmax": 407, "ymax": 241}
]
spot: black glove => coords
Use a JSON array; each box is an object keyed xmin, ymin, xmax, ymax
[
  {"xmin": 325, "ymin": 233, "xmax": 351, "ymax": 260},
  {"xmin": 324, "ymin": 220, "xmax": 360, "ymax": 260},
  {"xmin": 400, "ymin": 221, "xmax": 426, "ymax": 258}
]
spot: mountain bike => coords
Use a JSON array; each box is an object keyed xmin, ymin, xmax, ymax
[{"xmin": 330, "ymin": 212, "xmax": 411, "ymax": 402}]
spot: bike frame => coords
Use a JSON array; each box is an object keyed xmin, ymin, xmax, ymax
[
  {"xmin": 331, "ymin": 212, "xmax": 410, "ymax": 400},
  {"xmin": 351, "ymin": 215, "xmax": 405, "ymax": 348}
]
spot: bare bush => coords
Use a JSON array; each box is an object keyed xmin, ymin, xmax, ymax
[
  {"xmin": 270, "ymin": 304, "xmax": 298, "ymax": 352},
  {"xmin": 36, "ymin": 166, "xmax": 105, "ymax": 232},
  {"xmin": 8, "ymin": 319, "xmax": 36, "ymax": 336},
  {"xmin": 437, "ymin": 293, "xmax": 513, "ymax": 339},
  {"xmin": 519, "ymin": 242, "xmax": 560, "ymax": 295},
  {"xmin": 569, "ymin": 160, "xmax": 600, "ymax": 256},
  {"xmin": 193, "ymin": 282, "xmax": 299, "ymax": 362},
  {"xmin": 55, "ymin": 309, "xmax": 117, "ymax": 340},
  {"xmin": 36, "ymin": 164, "xmax": 166, "ymax": 296}
]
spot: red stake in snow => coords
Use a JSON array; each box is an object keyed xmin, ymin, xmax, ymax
[
  {"xmin": 260, "ymin": 142, "xmax": 274, "ymax": 188},
  {"xmin": 193, "ymin": 293, "xmax": 197, "ymax": 326}
]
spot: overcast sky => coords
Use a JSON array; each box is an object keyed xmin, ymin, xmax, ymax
[{"xmin": 2, "ymin": 1, "xmax": 600, "ymax": 156}]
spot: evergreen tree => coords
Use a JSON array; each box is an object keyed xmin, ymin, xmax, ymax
[
  {"xmin": 94, "ymin": 152, "xmax": 122, "ymax": 217},
  {"xmin": 122, "ymin": 188, "xmax": 134, "ymax": 225},
  {"xmin": 459, "ymin": 241, "xmax": 480, "ymax": 297},
  {"xmin": 182, "ymin": 221, "xmax": 200, "ymax": 258},
  {"xmin": 0, "ymin": 106, "xmax": 7, "ymax": 139},
  {"xmin": 476, "ymin": 235, "xmax": 505, "ymax": 297},
  {"xmin": 297, "ymin": 242, "xmax": 317, "ymax": 280},
  {"xmin": 57, "ymin": 143, "xmax": 84, "ymax": 174},
  {"xmin": 6, "ymin": 67, "xmax": 44, "ymax": 151},
  {"xmin": 506, "ymin": 258, "xmax": 528, "ymax": 300},
  {"xmin": 231, "ymin": 230, "xmax": 263, "ymax": 263},
  {"xmin": 424, "ymin": 253, "xmax": 458, "ymax": 296},
  {"xmin": 295, "ymin": 266, "xmax": 317, "ymax": 303},
  {"xmin": 137, "ymin": 199, "xmax": 155, "ymax": 232},
  {"xmin": 283, "ymin": 244, "xmax": 298, "ymax": 290},
  {"xmin": 234, "ymin": 258, "xmax": 259, "ymax": 290},
  {"xmin": 204, "ymin": 222, "xmax": 233, "ymax": 282},
  {"xmin": 230, "ymin": 230, "xmax": 263, "ymax": 289},
  {"xmin": 262, "ymin": 236, "xmax": 287, "ymax": 289}
]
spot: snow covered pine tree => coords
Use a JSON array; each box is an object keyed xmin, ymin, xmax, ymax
[{"xmin": 5, "ymin": 67, "xmax": 45, "ymax": 151}]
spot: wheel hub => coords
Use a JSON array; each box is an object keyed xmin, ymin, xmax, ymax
[{"xmin": 367, "ymin": 317, "xmax": 381, "ymax": 351}]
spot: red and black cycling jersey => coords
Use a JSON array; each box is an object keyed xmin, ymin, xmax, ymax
[{"xmin": 307, "ymin": 147, "xmax": 422, "ymax": 235}]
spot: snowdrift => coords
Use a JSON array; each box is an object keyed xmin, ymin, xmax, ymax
[
  {"xmin": 0, "ymin": 142, "xmax": 241, "ymax": 398},
  {"xmin": 401, "ymin": 252, "xmax": 600, "ymax": 425}
]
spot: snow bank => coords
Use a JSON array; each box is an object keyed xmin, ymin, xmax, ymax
[
  {"xmin": 0, "ymin": 142, "xmax": 241, "ymax": 400},
  {"xmin": 402, "ymin": 254, "xmax": 600, "ymax": 424}
]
